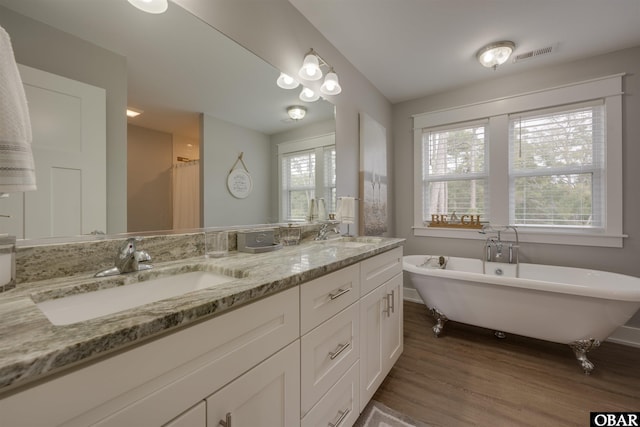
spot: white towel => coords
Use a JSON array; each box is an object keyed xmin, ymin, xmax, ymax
[
  {"xmin": 337, "ymin": 197, "xmax": 355, "ymax": 224},
  {"xmin": 0, "ymin": 25, "xmax": 36, "ymax": 193}
]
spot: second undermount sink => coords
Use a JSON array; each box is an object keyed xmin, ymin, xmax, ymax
[
  {"xmin": 320, "ymin": 237, "xmax": 383, "ymax": 249},
  {"xmin": 35, "ymin": 271, "xmax": 236, "ymax": 326}
]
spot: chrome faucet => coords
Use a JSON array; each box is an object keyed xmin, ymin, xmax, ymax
[
  {"xmin": 480, "ymin": 225, "xmax": 520, "ymax": 277},
  {"xmin": 95, "ymin": 237, "xmax": 153, "ymax": 277},
  {"xmin": 315, "ymin": 221, "xmax": 340, "ymax": 240}
]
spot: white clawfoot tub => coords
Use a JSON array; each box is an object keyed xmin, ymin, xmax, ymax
[{"xmin": 403, "ymin": 255, "xmax": 640, "ymax": 374}]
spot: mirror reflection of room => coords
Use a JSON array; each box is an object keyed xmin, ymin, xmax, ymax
[{"xmin": 0, "ymin": 0, "xmax": 335, "ymax": 240}]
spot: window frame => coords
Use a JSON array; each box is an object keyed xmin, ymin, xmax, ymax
[
  {"xmin": 277, "ymin": 133, "xmax": 336, "ymax": 222},
  {"xmin": 412, "ymin": 74, "xmax": 624, "ymax": 247}
]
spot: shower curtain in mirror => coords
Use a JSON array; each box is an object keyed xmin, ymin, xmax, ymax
[{"xmin": 173, "ymin": 160, "xmax": 200, "ymax": 230}]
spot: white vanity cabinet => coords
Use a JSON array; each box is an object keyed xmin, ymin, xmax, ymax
[
  {"xmin": 0, "ymin": 286, "xmax": 300, "ymax": 427},
  {"xmin": 206, "ymin": 341, "xmax": 300, "ymax": 427},
  {"xmin": 358, "ymin": 247, "xmax": 403, "ymax": 411},
  {"xmin": 0, "ymin": 244, "xmax": 404, "ymax": 427},
  {"xmin": 300, "ymin": 264, "xmax": 361, "ymax": 427}
]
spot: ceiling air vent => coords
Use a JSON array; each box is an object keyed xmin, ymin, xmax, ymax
[{"xmin": 513, "ymin": 44, "xmax": 556, "ymax": 63}]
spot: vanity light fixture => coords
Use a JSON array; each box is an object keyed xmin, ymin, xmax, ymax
[
  {"xmin": 476, "ymin": 41, "xmax": 515, "ymax": 69},
  {"xmin": 276, "ymin": 73, "xmax": 299, "ymax": 89},
  {"xmin": 299, "ymin": 87, "xmax": 320, "ymax": 103},
  {"xmin": 287, "ymin": 106, "xmax": 306, "ymax": 121},
  {"xmin": 276, "ymin": 48, "xmax": 342, "ymax": 97},
  {"xmin": 126, "ymin": 0, "xmax": 168, "ymax": 14}
]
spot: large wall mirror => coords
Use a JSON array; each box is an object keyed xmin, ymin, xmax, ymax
[{"xmin": 0, "ymin": 0, "xmax": 335, "ymax": 241}]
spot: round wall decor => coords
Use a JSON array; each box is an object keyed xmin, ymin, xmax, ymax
[{"xmin": 227, "ymin": 168, "xmax": 252, "ymax": 199}]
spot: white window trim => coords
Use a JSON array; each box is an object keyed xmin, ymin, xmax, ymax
[
  {"xmin": 277, "ymin": 133, "xmax": 335, "ymax": 222},
  {"xmin": 412, "ymin": 74, "xmax": 625, "ymax": 247}
]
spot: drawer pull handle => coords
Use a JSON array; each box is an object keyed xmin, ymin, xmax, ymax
[
  {"xmin": 329, "ymin": 288, "xmax": 351, "ymax": 300},
  {"xmin": 328, "ymin": 341, "xmax": 350, "ymax": 360},
  {"xmin": 389, "ymin": 289, "xmax": 395, "ymax": 314},
  {"xmin": 219, "ymin": 412, "xmax": 232, "ymax": 427},
  {"xmin": 328, "ymin": 408, "xmax": 350, "ymax": 427}
]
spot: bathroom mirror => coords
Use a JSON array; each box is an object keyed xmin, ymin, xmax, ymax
[{"xmin": 0, "ymin": 0, "xmax": 336, "ymax": 240}]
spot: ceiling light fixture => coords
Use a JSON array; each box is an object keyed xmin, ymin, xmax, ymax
[
  {"xmin": 287, "ymin": 106, "xmax": 306, "ymax": 121},
  {"xmin": 126, "ymin": 108, "xmax": 143, "ymax": 118},
  {"xmin": 277, "ymin": 72, "xmax": 299, "ymax": 89},
  {"xmin": 127, "ymin": 0, "xmax": 168, "ymax": 14},
  {"xmin": 299, "ymin": 87, "xmax": 320, "ymax": 103},
  {"xmin": 277, "ymin": 48, "xmax": 342, "ymax": 97},
  {"xmin": 476, "ymin": 41, "xmax": 515, "ymax": 70}
]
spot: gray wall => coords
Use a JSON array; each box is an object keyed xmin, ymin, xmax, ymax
[
  {"xmin": 201, "ymin": 114, "xmax": 272, "ymax": 226},
  {"xmin": 0, "ymin": 5, "xmax": 128, "ymax": 234},
  {"xmin": 393, "ymin": 46, "xmax": 640, "ymax": 327},
  {"xmin": 174, "ymin": 0, "xmax": 394, "ymax": 235},
  {"xmin": 127, "ymin": 125, "xmax": 173, "ymax": 232}
]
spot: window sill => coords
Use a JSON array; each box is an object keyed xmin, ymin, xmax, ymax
[{"xmin": 412, "ymin": 226, "xmax": 626, "ymax": 248}]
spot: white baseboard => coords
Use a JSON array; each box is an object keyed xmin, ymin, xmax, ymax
[
  {"xmin": 403, "ymin": 287, "xmax": 423, "ymax": 304},
  {"xmin": 607, "ymin": 325, "xmax": 640, "ymax": 348},
  {"xmin": 403, "ymin": 288, "xmax": 640, "ymax": 349}
]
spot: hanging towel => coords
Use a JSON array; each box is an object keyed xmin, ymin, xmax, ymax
[
  {"xmin": 337, "ymin": 196, "xmax": 355, "ymax": 224},
  {"xmin": 0, "ymin": 25, "xmax": 36, "ymax": 193}
]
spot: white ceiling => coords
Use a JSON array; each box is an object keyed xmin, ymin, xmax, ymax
[{"xmin": 288, "ymin": 0, "xmax": 640, "ymax": 103}]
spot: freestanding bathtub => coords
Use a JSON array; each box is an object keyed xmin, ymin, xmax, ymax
[{"xmin": 403, "ymin": 255, "xmax": 640, "ymax": 374}]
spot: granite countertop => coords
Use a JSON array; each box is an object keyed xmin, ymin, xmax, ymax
[{"xmin": 0, "ymin": 237, "xmax": 404, "ymax": 393}]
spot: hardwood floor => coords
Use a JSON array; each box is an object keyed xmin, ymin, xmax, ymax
[{"xmin": 372, "ymin": 301, "xmax": 640, "ymax": 427}]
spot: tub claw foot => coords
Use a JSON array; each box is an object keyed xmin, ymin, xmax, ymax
[
  {"xmin": 569, "ymin": 338, "xmax": 600, "ymax": 375},
  {"xmin": 429, "ymin": 307, "xmax": 448, "ymax": 337}
]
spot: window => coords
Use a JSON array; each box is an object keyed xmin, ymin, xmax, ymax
[
  {"xmin": 278, "ymin": 134, "xmax": 336, "ymax": 222},
  {"xmin": 421, "ymin": 121, "xmax": 488, "ymax": 223},
  {"xmin": 413, "ymin": 75, "xmax": 623, "ymax": 247},
  {"xmin": 509, "ymin": 102, "xmax": 604, "ymax": 227}
]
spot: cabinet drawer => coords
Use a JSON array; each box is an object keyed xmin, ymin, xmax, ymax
[
  {"xmin": 360, "ymin": 247, "xmax": 402, "ymax": 296},
  {"xmin": 301, "ymin": 303, "xmax": 359, "ymax": 416},
  {"xmin": 301, "ymin": 264, "xmax": 360, "ymax": 335},
  {"xmin": 301, "ymin": 360, "xmax": 359, "ymax": 427}
]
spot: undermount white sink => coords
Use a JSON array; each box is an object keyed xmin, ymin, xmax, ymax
[
  {"xmin": 319, "ymin": 237, "xmax": 382, "ymax": 249},
  {"xmin": 327, "ymin": 241, "xmax": 370, "ymax": 248},
  {"xmin": 35, "ymin": 271, "xmax": 235, "ymax": 326}
]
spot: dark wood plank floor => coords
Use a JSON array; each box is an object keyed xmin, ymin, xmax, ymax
[{"xmin": 372, "ymin": 301, "xmax": 640, "ymax": 427}]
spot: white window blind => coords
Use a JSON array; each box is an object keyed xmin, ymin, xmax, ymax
[
  {"xmin": 509, "ymin": 101, "xmax": 605, "ymax": 227},
  {"xmin": 323, "ymin": 146, "xmax": 337, "ymax": 214},
  {"xmin": 281, "ymin": 150, "xmax": 315, "ymax": 221},
  {"xmin": 421, "ymin": 121, "xmax": 489, "ymax": 222}
]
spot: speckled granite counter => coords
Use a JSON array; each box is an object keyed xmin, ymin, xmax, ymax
[{"xmin": 0, "ymin": 237, "xmax": 403, "ymax": 393}]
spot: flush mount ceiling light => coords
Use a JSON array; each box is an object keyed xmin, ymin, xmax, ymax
[
  {"xmin": 278, "ymin": 48, "xmax": 342, "ymax": 97},
  {"xmin": 127, "ymin": 0, "xmax": 168, "ymax": 14},
  {"xmin": 476, "ymin": 41, "xmax": 515, "ymax": 69},
  {"xmin": 287, "ymin": 106, "xmax": 306, "ymax": 121},
  {"xmin": 126, "ymin": 107, "xmax": 143, "ymax": 118},
  {"xmin": 276, "ymin": 73, "xmax": 299, "ymax": 89},
  {"xmin": 299, "ymin": 87, "xmax": 320, "ymax": 103}
]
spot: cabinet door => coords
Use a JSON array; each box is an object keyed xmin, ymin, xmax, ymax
[
  {"xmin": 206, "ymin": 341, "xmax": 300, "ymax": 427},
  {"xmin": 163, "ymin": 402, "xmax": 206, "ymax": 427},
  {"xmin": 358, "ymin": 285, "xmax": 385, "ymax": 412},
  {"xmin": 382, "ymin": 273, "xmax": 403, "ymax": 372}
]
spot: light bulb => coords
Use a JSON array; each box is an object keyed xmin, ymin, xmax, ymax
[
  {"xmin": 320, "ymin": 71, "xmax": 341, "ymax": 95},
  {"xmin": 299, "ymin": 87, "xmax": 320, "ymax": 102},
  {"xmin": 298, "ymin": 53, "xmax": 322, "ymax": 81},
  {"xmin": 276, "ymin": 72, "xmax": 299, "ymax": 89}
]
